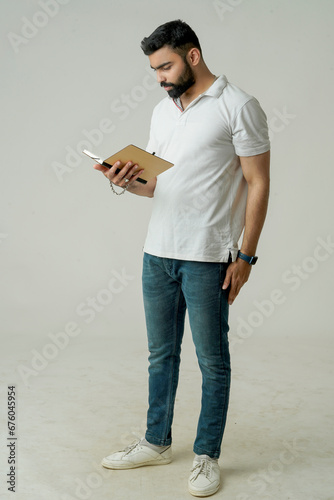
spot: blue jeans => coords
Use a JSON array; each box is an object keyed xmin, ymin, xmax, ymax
[{"xmin": 142, "ymin": 252, "xmax": 231, "ymax": 459}]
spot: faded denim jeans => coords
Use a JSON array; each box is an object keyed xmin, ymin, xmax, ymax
[{"xmin": 142, "ymin": 252, "xmax": 231, "ymax": 459}]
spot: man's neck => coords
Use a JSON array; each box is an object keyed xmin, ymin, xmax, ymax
[{"xmin": 180, "ymin": 72, "xmax": 217, "ymax": 109}]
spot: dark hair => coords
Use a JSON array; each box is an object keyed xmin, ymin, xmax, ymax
[{"xmin": 141, "ymin": 20, "xmax": 202, "ymax": 58}]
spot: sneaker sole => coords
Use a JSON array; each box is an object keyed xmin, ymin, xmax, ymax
[
  {"xmin": 188, "ymin": 483, "xmax": 220, "ymax": 497},
  {"xmin": 101, "ymin": 457, "xmax": 172, "ymax": 470}
]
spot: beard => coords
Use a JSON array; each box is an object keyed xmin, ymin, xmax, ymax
[{"xmin": 160, "ymin": 59, "xmax": 196, "ymax": 99}]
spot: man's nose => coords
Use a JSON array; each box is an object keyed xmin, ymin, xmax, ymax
[{"xmin": 156, "ymin": 70, "xmax": 166, "ymax": 84}]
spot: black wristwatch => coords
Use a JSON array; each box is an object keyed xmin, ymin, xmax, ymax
[{"xmin": 237, "ymin": 250, "xmax": 258, "ymax": 265}]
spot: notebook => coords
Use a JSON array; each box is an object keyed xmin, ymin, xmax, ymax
[{"xmin": 83, "ymin": 145, "xmax": 174, "ymax": 184}]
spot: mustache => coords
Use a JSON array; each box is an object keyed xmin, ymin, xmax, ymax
[{"xmin": 160, "ymin": 82, "xmax": 174, "ymax": 88}]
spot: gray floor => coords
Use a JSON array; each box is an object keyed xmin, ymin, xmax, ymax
[{"xmin": 1, "ymin": 325, "xmax": 333, "ymax": 500}]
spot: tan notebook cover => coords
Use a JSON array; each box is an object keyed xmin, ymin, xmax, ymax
[{"xmin": 104, "ymin": 145, "xmax": 173, "ymax": 183}]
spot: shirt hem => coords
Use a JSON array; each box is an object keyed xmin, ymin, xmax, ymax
[{"xmin": 143, "ymin": 247, "xmax": 238, "ymax": 263}]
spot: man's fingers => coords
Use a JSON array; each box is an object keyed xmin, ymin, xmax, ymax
[
  {"xmin": 222, "ymin": 266, "xmax": 233, "ymax": 290},
  {"xmin": 227, "ymin": 283, "xmax": 239, "ymax": 305},
  {"xmin": 223, "ymin": 269, "xmax": 237, "ymax": 305},
  {"xmin": 224, "ymin": 260, "xmax": 252, "ymax": 305},
  {"xmin": 127, "ymin": 168, "xmax": 144, "ymax": 186},
  {"xmin": 108, "ymin": 160, "xmax": 126, "ymax": 180},
  {"xmin": 113, "ymin": 162, "xmax": 145, "ymax": 187},
  {"xmin": 127, "ymin": 163, "xmax": 140, "ymax": 180},
  {"xmin": 93, "ymin": 159, "xmax": 144, "ymax": 187},
  {"xmin": 222, "ymin": 262, "xmax": 240, "ymax": 305},
  {"xmin": 111, "ymin": 161, "xmax": 134, "ymax": 183}
]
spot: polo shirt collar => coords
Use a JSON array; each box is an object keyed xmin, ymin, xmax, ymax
[
  {"xmin": 172, "ymin": 75, "xmax": 228, "ymax": 110},
  {"xmin": 203, "ymin": 75, "xmax": 228, "ymax": 97}
]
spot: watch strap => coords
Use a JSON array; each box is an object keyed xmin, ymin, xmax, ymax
[{"xmin": 237, "ymin": 250, "xmax": 258, "ymax": 265}]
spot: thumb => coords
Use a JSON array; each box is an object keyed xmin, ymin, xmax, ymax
[{"xmin": 93, "ymin": 163, "xmax": 108, "ymax": 173}]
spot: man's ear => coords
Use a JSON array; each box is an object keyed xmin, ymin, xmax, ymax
[{"xmin": 187, "ymin": 47, "xmax": 201, "ymax": 67}]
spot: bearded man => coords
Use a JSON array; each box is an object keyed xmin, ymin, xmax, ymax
[{"xmin": 94, "ymin": 19, "xmax": 271, "ymax": 497}]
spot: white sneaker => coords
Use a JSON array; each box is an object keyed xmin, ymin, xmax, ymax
[
  {"xmin": 101, "ymin": 439, "xmax": 172, "ymax": 470},
  {"xmin": 188, "ymin": 455, "xmax": 220, "ymax": 497}
]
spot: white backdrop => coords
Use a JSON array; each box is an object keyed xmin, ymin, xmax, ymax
[
  {"xmin": 1, "ymin": 0, "xmax": 333, "ymax": 342},
  {"xmin": 0, "ymin": 1, "xmax": 333, "ymax": 497}
]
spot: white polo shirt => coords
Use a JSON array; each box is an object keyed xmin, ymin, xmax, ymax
[{"xmin": 143, "ymin": 75, "xmax": 270, "ymax": 263}]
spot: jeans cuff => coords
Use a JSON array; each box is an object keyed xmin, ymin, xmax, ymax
[
  {"xmin": 193, "ymin": 445, "xmax": 220, "ymax": 460},
  {"xmin": 145, "ymin": 431, "xmax": 172, "ymax": 447}
]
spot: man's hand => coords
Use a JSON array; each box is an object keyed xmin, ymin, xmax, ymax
[
  {"xmin": 93, "ymin": 160, "xmax": 156, "ymax": 197},
  {"xmin": 222, "ymin": 151, "xmax": 270, "ymax": 305},
  {"xmin": 93, "ymin": 160, "xmax": 144, "ymax": 189},
  {"xmin": 222, "ymin": 259, "xmax": 252, "ymax": 305}
]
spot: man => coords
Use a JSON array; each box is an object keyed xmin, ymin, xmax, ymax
[{"xmin": 94, "ymin": 20, "xmax": 270, "ymax": 497}]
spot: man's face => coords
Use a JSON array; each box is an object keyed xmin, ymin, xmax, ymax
[{"xmin": 149, "ymin": 46, "xmax": 196, "ymax": 99}]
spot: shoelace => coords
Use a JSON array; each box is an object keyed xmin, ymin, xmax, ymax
[
  {"xmin": 121, "ymin": 440, "xmax": 141, "ymax": 457},
  {"xmin": 191, "ymin": 459, "xmax": 213, "ymax": 480}
]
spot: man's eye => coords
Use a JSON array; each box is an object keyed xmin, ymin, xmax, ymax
[{"xmin": 164, "ymin": 66, "xmax": 171, "ymax": 71}]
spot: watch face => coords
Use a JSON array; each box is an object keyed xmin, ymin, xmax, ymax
[{"xmin": 250, "ymin": 256, "xmax": 258, "ymax": 265}]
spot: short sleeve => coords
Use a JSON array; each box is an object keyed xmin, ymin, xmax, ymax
[{"xmin": 232, "ymin": 98, "xmax": 271, "ymax": 156}]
